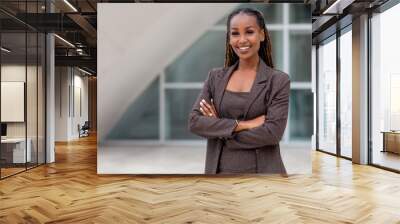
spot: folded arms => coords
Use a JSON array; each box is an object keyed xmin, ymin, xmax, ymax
[{"xmin": 188, "ymin": 70, "xmax": 290, "ymax": 150}]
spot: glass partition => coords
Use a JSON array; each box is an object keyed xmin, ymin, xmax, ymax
[
  {"xmin": 1, "ymin": 31, "xmax": 28, "ymax": 177},
  {"xmin": 317, "ymin": 35, "xmax": 337, "ymax": 154},
  {"xmin": 0, "ymin": 2, "xmax": 46, "ymax": 179}
]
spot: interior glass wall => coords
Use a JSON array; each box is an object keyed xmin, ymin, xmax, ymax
[
  {"xmin": 0, "ymin": 2, "xmax": 46, "ymax": 179},
  {"xmin": 371, "ymin": 3, "xmax": 400, "ymax": 171},
  {"xmin": 317, "ymin": 35, "xmax": 337, "ymax": 154},
  {"xmin": 0, "ymin": 31, "xmax": 27, "ymax": 177}
]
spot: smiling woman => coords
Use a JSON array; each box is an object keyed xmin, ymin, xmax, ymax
[{"xmin": 188, "ymin": 8, "xmax": 290, "ymax": 174}]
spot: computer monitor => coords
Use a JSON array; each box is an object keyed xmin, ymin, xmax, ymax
[{"xmin": 1, "ymin": 123, "xmax": 7, "ymax": 137}]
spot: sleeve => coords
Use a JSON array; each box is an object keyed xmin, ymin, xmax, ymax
[
  {"xmin": 188, "ymin": 70, "xmax": 238, "ymax": 139},
  {"xmin": 224, "ymin": 75, "xmax": 290, "ymax": 149}
]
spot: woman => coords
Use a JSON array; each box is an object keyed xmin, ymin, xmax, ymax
[{"xmin": 188, "ymin": 8, "xmax": 290, "ymax": 174}]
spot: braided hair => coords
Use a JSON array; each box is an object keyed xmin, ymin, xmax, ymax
[{"xmin": 224, "ymin": 8, "xmax": 274, "ymax": 68}]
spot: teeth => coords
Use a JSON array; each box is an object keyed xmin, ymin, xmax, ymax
[{"xmin": 239, "ymin": 46, "xmax": 250, "ymax": 50}]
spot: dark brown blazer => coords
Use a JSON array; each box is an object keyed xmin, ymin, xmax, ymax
[{"xmin": 188, "ymin": 59, "xmax": 290, "ymax": 174}]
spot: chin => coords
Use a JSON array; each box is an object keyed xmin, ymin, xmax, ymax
[{"xmin": 237, "ymin": 53, "xmax": 257, "ymax": 61}]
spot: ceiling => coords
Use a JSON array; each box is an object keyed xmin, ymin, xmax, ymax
[{"xmin": 311, "ymin": 0, "xmax": 390, "ymax": 44}]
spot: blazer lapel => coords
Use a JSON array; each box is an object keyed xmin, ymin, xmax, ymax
[
  {"xmin": 214, "ymin": 62, "xmax": 238, "ymax": 115},
  {"xmin": 243, "ymin": 59, "xmax": 269, "ymax": 119}
]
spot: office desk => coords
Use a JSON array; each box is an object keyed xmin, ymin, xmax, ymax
[
  {"xmin": 382, "ymin": 131, "xmax": 400, "ymax": 154},
  {"xmin": 1, "ymin": 138, "xmax": 31, "ymax": 163}
]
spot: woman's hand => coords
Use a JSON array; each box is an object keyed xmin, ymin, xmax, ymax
[
  {"xmin": 199, "ymin": 99, "xmax": 219, "ymax": 118},
  {"xmin": 199, "ymin": 98, "xmax": 265, "ymax": 132},
  {"xmin": 234, "ymin": 115, "xmax": 266, "ymax": 132}
]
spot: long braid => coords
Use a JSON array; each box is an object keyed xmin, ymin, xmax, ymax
[{"xmin": 224, "ymin": 8, "xmax": 274, "ymax": 69}]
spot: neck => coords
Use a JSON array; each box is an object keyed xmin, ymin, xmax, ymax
[{"xmin": 238, "ymin": 55, "xmax": 260, "ymax": 71}]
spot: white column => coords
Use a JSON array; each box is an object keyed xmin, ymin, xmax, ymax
[
  {"xmin": 352, "ymin": 14, "xmax": 369, "ymax": 164},
  {"xmin": 46, "ymin": 32, "xmax": 55, "ymax": 163}
]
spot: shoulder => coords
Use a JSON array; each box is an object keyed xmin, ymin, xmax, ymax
[
  {"xmin": 268, "ymin": 67, "xmax": 290, "ymax": 87},
  {"xmin": 206, "ymin": 66, "xmax": 226, "ymax": 83},
  {"xmin": 208, "ymin": 67, "xmax": 226, "ymax": 77}
]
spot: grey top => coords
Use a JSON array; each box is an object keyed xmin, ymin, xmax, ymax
[{"xmin": 218, "ymin": 90, "xmax": 257, "ymax": 173}]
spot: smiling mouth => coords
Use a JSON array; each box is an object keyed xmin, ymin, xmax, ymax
[{"xmin": 237, "ymin": 46, "xmax": 251, "ymax": 53}]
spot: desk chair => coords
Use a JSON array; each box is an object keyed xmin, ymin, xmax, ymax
[{"xmin": 79, "ymin": 121, "xmax": 90, "ymax": 138}]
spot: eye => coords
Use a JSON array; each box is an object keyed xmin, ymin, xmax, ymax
[
  {"xmin": 246, "ymin": 30, "xmax": 255, "ymax": 34},
  {"xmin": 231, "ymin": 31, "xmax": 239, "ymax": 36}
]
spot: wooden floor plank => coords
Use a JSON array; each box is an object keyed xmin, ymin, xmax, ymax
[{"xmin": 0, "ymin": 134, "xmax": 400, "ymax": 223}]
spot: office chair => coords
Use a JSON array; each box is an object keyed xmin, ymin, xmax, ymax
[{"xmin": 79, "ymin": 121, "xmax": 90, "ymax": 138}]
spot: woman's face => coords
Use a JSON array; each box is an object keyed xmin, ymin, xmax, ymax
[{"xmin": 229, "ymin": 13, "xmax": 265, "ymax": 61}]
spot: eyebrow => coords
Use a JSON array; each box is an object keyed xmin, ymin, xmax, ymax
[{"xmin": 230, "ymin": 26, "xmax": 255, "ymax": 30}]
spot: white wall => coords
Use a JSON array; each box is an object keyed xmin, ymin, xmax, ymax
[
  {"xmin": 55, "ymin": 67, "xmax": 89, "ymax": 141},
  {"xmin": 55, "ymin": 67, "xmax": 69, "ymax": 141},
  {"xmin": 1, "ymin": 65, "xmax": 39, "ymax": 137},
  {"xmin": 72, "ymin": 73, "xmax": 89, "ymax": 138},
  {"xmin": 1, "ymin": 66, "xmax": 26, "ymax": 137}
]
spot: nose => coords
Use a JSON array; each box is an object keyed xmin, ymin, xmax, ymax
[{"xmin": 238, "ymin": 35, "xmax": 248, "ymax": 44}]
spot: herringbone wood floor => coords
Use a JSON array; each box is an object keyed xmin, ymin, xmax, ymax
[{"xmin": 1, "ymin": 134, "xmax": 400, "ymax": 224}]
